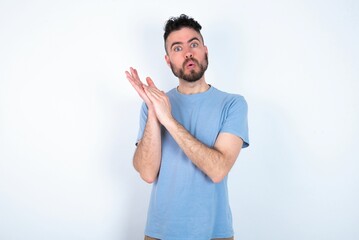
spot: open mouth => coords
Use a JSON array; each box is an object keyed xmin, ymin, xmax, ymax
[{"xmin": 185, "ymin": 60, "xmax": 196, "ymax": 69}]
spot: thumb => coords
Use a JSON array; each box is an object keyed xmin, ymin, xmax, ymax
[{"xmin": 146, "ymin": 77, "xmax": 156, "ymax": 87}]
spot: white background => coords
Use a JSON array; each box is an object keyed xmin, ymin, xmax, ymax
[{"xmin": 0, "ymin": 0, "xmax": 358, "ymax": 239}]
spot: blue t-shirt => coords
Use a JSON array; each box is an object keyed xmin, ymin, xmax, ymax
[{"xmin": 137, "ymin": 86, "xmax": 249, "ymax": 240}]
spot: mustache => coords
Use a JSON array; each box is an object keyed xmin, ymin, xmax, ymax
[{"xmin": 182, "ymin": 58, "xmax": 200, "ymax": 68}]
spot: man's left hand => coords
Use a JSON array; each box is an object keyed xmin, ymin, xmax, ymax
[{"xmin": 143, "ymin": 85, "xmax": 173, "ymax": 125}]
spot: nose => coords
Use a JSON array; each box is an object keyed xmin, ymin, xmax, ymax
[{"xmin": 185, "ymin": 51, "xmax": 193, "ymax": 59}]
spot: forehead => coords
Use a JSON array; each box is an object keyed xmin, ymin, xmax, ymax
[{"xmin": 165, "ymin": 27, "xmax": 203, "ymax": 47}]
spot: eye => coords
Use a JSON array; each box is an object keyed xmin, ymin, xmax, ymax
[
  {"xmin": 173, "ymin": 46, "xmax": 182, "ymax": 52},
  {"xmin": 190, "ymin": 42, "xmax": 199, "ymax": 48}
]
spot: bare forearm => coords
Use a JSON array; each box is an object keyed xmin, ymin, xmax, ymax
[
  {"xmin": 164, "ymin": 118, "xmax": 230, "ymax": 183},
  {"xmin": 133, "ymin": 112, "xmax": 161, "ymax": 183},
  {"xmin": 138, "ymin": 81, "xmax": 242, "ymax": 183}
]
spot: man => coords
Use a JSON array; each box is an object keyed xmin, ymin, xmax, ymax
[{"xmin": 125, "ymin": 14, "xmax": 249, "ymax": 240}]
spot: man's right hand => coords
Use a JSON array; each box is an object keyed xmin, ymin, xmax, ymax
[
  {"xmin": 125, "ymin": 67, "xmax": 162, "ymax": 183},
  {"xmin": 125, "ymin": 67, "xmax": 156, "ymax": 110}
]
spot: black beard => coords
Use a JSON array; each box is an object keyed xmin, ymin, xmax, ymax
[{"xmin": 170, "ymin": 54, "xmax": 209, "ymax": 82}]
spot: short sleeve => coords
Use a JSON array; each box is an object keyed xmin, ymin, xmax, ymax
[
  {"xmin": 220, "ymin": 96, "xmax": 249, "ymax": 148},
  {"xmin": 136, "ymin": 102, "xmax": 148, "ymax": 144}
]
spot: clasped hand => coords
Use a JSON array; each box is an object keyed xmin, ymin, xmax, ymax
[{"xmin": 125, "ymin": 67, "xmax": 172, "ymax": 124}]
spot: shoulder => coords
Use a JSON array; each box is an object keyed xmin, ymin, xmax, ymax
[{"xmin": 211, "ymin": 87, "xmax": 248, "ymax": 107}]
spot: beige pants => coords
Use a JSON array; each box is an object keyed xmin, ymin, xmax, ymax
[{"xmin": 145, "ymin": 236, "xmax": 234, "ymax": 240}]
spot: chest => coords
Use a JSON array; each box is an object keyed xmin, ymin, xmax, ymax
[{"xmin": 170, "ymin": 99, "xmax": 230, "ymax": 147}]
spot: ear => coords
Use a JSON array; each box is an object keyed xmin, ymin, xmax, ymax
[
  {"xmin": 204, "ymin": 45, "xmax": 208, "ymax": 54},
  {"xmin": 165, "ymin": 55, "xmax": 171, "ymax": 67}
]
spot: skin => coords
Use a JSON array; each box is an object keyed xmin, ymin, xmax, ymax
[{"xmin": 125, "ymin": 27, "xmax": 244, "ymax": 183}]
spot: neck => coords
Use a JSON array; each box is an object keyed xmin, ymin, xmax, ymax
[{"xmin": 177, "ymin": 78, "xmax": 210, "ymax": 95}]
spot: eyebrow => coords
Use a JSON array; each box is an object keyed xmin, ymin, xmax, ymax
[{"xmin": 170, "ymin": 37, "xmax": 201, "ymax": 50}]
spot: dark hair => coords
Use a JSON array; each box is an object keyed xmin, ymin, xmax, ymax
[{"xmin": 163, "ymin": 14, "xmax": 203, "ymax": 44}]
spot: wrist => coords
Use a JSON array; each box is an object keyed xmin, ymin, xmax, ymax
[
  {"xmin": 162, "ymin": 115, "xmax": 177, "ymax": 130},
  {"xmin": 147, "ymin": 109, "xmax": 160, "ymax": 124}
]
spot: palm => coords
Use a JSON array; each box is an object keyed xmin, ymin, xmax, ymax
[{"xmin": 125, "ymin": 67, "xmax": 155, "ymax": 106}]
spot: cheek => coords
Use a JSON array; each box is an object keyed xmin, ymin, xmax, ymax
[
  {"xmin": 198, "ymin": 52, "xmax": 208, "ymax": 62},
  {"xmin": 169, "ymin": 56, "xmax": 182, "ymax": 66}
]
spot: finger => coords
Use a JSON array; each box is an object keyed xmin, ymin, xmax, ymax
[
  {"xmin": 125, "ymin": 71, "xmax": 134, "ymax": 81},
  {"xmin": 145, "ymin": 86, "xmax": 164, "ymax": 101},
  {"xmin": 126, "ymin": 68, "xmax": 146, "ymax": 90},
  {"xmin": 149, "ymin": 86, "xmax": 164, "ymax": 95},
  {"xmin": 126, "ymin": 72, "xmax": 140, "ymax": 88},
  {"xmin": 131, "ymin": 68, "xmax": 141, "ymax": 82},
  {"xmin": 126, "ymin": 69, "xmax": 147, "ymax": 94},
  {"xmin": 143, "ymin": 85, "xmax": 156, "ymax": 98},
  {"xmin": 146, "ymin": 77, "xmax": 156, "ymax": 87}
]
